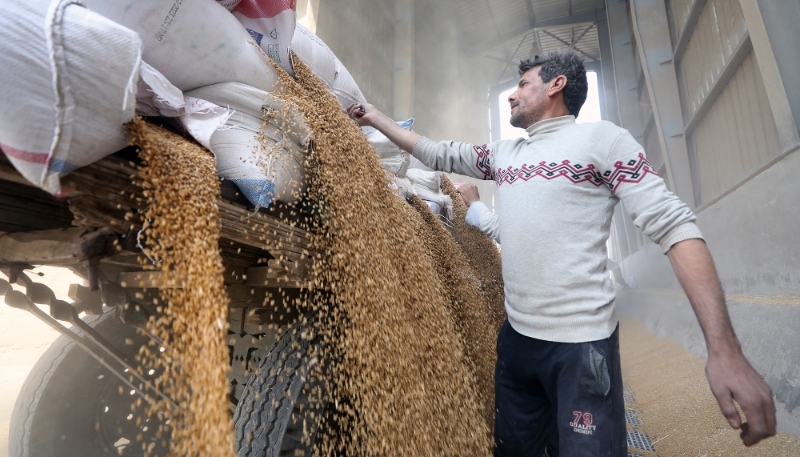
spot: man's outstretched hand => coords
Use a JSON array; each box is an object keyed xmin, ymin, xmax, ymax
[
  {"xmin": 347, "ymin": 102, "xmax": 381, "ymax": 128},
  {"xmin": 346, "ymin": 103, "xmax": 422, "ymax": 154},
  {"xmin": 706, "ymin": 349, "xmax": 776, "ymax": 446}
]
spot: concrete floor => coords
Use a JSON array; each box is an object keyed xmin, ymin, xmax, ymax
[
  {"xmin": 620, "ymin": 316, "xmax": 800, "ymax": 456},
  {"xmin": 0, "ymin": 267, "xmax": 80, "ymax": 457}
]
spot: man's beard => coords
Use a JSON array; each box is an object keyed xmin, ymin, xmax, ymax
[
  {"xmin": 509, "ymin": 100, "xmax": 545, "ymax": 129},
  {"xmin": 509, "ymin": 86, "xmax": 548, "ymax": 129}
]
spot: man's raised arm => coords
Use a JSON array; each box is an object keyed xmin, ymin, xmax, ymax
[
  {"xmin": 347, "ymin": 103, "xmax": 496, "ymax": 180},
  {"xmin": 347, "ymin": 103, "xmax": 421, "ymax": 153},
  {"xmin": 666, "ymin": 238, "xmax": 776, "ymax": 446}
]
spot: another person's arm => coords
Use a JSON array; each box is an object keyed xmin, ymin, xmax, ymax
[
  {"xmin": 666, "ymin": 239, "xmax": 776, "ymax": 446},
  {"xmin": 348, "ymin": 103, "xmax": 496, "ymax": 180},
  {"xmin": 457, "ymin": 183, "xmax": 499, "ymax": 242}
]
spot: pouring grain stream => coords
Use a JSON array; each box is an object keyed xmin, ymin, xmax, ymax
[
  {"xmin": 129, "ymin": 120, "xmax": 234, "ymax": 457},
  {"xmin": 268, "ymin": 54, "xmax": 494, "ymax": 455}
]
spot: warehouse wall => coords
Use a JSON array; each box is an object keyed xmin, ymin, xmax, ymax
[
  {"xmin": 411, "ymin": 1, "xmax": 488, "ymax": 145},
  {"xmin": 315, "ymin": 0, "xmax": 396, "ymax": 115},
  {"xmin": 313, "ymin": 0, "xmax": 494, "ymax": 208},
  {"xmin": 314, "ymin": 0, "xmax": 487, "ymax": 144},
  {"xmin": 605, "ymin": 0, "xmax": 800, "ymax": 436}
]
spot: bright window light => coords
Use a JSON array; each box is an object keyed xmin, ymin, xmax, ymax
[
  {"xmin": 498, "ymin": 86, "xmax": 527, "ymax": 141},
  {"xmin": 576, "ymin": 72, "xmax": 601, "ymax": 124}
]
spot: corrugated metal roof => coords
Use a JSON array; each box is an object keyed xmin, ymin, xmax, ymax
[
  {"xmin": 454, "ymin": 0, "xmax": 605, "ymax": 84},
  {"xmin": 491, "ymin": 0, "xmax": 532, "ymax": 32},
  {"xmin": 485, "ymin": 22, "xmax": 601, "ymax": 83}
]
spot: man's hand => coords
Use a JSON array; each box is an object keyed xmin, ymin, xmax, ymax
[
  {"xmin": 456, "ymin": 183, "xmax": 481, "ymax": 207},
  {"xmin": 706, "ymin": 349, "xmax": 776, "ymax": 445},
  {"xmin": 347, "ymin": 103, "xmax": 384, "ymax": 128},
  {"xmin": 667, "ymin": 238, "xmax": 776, "ymax": 446},
  {"xmin": 346, "ymin": 103, "xmax": 422, "ymax": 154}
]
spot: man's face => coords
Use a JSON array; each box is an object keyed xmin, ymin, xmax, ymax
[{"xmin": 508, "ymin": 66, "xmax": 548, "ymax": 129}]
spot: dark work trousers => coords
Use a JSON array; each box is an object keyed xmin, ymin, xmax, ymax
[{"xmin": 494, "ymin": 320, "xmax": 626, "ymax": 457}]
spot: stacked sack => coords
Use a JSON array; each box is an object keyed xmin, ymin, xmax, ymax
[
  {"xmin": 364, "ymin": 119, "xmax": 454, "ymax": 219},
  {"xmin": 363, "ymin": 119, "xmax": 414, "ymax": 178},
  {"xmin": 0, "ymin": 0, "xmax": 387, "ymax": 210},
  {"xmin": 81, "ymin": 0, "xmax": 279, "ymax": 92},
  {"xmin": 229, "ymin": 0, "xmax": 296, "ymax": 76},
  {"xmin": 405, "ymin": 169, "xmax": 454, "ymax": 219},
  {"xmin": 0, "ymin": 0, "xmax": 143, "ymax": 194},
  {"xmin": 291, "ymin": 24, "xmax": 367, "ymax": 109},
  {"xmin": 184, "ymin": 83, "xmax": 312, "ymax": 208}
]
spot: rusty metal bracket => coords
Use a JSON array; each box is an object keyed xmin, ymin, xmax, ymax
[{"xmin": 1, "ymin": 270, "xmax": 178, "ymax": 412}]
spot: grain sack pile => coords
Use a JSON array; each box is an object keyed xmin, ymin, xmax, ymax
[
  {"xmin": 2, "ymin": 0, "xmax": 506, "ymax": 453},
  {"xmin": 117, "ymin": 54, "xmax": 506, "ymax": 455},
  {"xmin": 0, "ymin": 0, "xmax": 142, "ymax": 194}
]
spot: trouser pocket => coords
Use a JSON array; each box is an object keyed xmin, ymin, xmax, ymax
[{"xmin": 582, "ymin": 342, "xmax": 611, "ymax": 398}]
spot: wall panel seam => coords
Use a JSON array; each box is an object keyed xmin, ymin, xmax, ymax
[
  {"xmin": 683, "ymin": 34, "xmax": 752, "ymax": 135},
  {"xmin": 695, "ymin": 142, "xmax": 800, "ymax": 213}
]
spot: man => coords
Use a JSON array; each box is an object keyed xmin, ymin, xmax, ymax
[{"xmin": 348, "ymin": 50, "xmax": 776, "ymax": 456}]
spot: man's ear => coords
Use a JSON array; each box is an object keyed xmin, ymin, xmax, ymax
[{"xmin": 547, "ymin": 75, "xmax": 568, "ymax": 97}]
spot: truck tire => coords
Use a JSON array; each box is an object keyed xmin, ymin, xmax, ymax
[
  {"xmin": 8, "ymin": 312, "xmax": 167, "ymax": 457},
  {"xmin": 233, "ymin": 316, "xmax": 325, "ymax": 457}
]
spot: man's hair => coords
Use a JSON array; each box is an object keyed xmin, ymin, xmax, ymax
[{"xmin": 519, "ymin": 49, "xmax": 588, "ymax": 117}]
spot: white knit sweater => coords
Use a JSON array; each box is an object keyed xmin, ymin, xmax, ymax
[{"xmin": 413, "ymin": 115, "xmax": 703, "ymax": 343}]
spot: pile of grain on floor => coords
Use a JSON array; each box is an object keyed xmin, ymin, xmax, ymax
[
  {"xmin": 265, "ymin": 53, "xmax": 498, "ymax": 455},
  {"xmin": 620, "ymin": 316, "xmax": 800, "ymax": 456},
  {"xmin": 129, "ymin": 120, "xmax": 234, "ymax": 457}
]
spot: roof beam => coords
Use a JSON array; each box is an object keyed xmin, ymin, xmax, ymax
[
  {"xmin": 525, "ymin": 0, "xmax": 536, "ymax": 27},
  {"xmin": 570, "ymin": 23, "xmax": 595, "ymax": 50},
  {"xmin": 473, "ymin": 10, "xmax": 605, "ymax": 55},
  {"xmin": 540, "ymin": 29, "xmax": 598, "ymax": 61},
  {"xmin": 630, "ymin": 0, "xmax": 695, "ymax": 208},
  {"xmin": 495, "ymin": 33, "xmax": 531, "ymax": 84}
]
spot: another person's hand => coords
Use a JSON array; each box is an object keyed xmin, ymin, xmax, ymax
[
  {"xmin": 706, "ymin": 351, "xmax": 776, "ymax": 446},
  {"xmin": 456, "ymin": 183, "xmax": 481, "ymax": 207}
]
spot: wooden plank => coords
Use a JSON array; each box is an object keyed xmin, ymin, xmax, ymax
[
  {"xmin": 0, "ymin": 227, "xmax": 115, "ymax": 265},
  {"xmin": 1, "ymin": 136, "xmax": 319, "ymax": 288}
]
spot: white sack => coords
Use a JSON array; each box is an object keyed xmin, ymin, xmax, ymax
[
  {"xmin": 291, "ymin": 24, "xmax": 367, "ymax": 108},
  {"xmin": 179, "ymin": 98, "xmax": 233, "ymax": 151},
  {"xmin": 82, "ymin": 0, "xmax": 278, "ymax": 92},
  {"xmin": 232, "ymin": 0, "xmax": 297, "ymax": 76},
  {"xmin": 0, "ymin": 0, "xmax": 142, "ymax": 194},
  {"xmin": 406, "ymin": 169, "xmax": 454, "ymax": 219},
  {"xmin": 363, "ymin": 118, "xmax": 414, "ymax": 178},
  {"xmin": 290, "ymin": 24, "xmax": 337, "ymax": 89},
  {"xmin": 184, "ymin": 83, "xmax": 312, "ymax": 208},
  {"xmin": 136, "ymin": 61, "xmax": 186, "ymax": 117},
  {"xmin": 332, "ymin": 56, "xmax": 367, "ymax": 108},
  {"xmin": 406, "ymin": 168, "xmax": 441, "ymax": 192}
]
